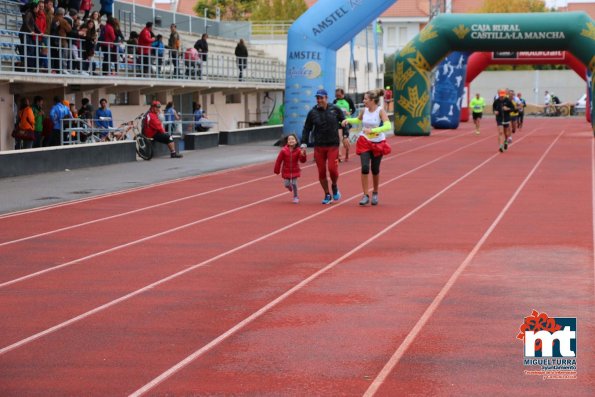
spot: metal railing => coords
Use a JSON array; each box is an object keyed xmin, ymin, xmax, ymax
[
  {"xmin": 251, "ymin": 21, "xmax": 292, "ymax": 39},
  {"xmin": 0, "ymin": 29, "xmax": 285, "ymax": 83},
  {"xmin": 60, "ymin": 114, "xmax": 216, "ymax": 146}
]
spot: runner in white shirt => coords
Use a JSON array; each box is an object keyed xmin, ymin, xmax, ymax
[{"xmin": 342, "ymin": 88, "xmax": 392, "ymax": 206}]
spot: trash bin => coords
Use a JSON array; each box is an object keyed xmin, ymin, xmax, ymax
[{"xmin": 155, "ymin": 15, "xmax": 162, "ymax": 28}]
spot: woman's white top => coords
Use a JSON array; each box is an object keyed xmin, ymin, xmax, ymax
[{"xmin": 360, "ymin": 106, "xmax": 385, "ymax": 143}]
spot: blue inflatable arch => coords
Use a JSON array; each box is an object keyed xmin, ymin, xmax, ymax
[{"xmin": 283, "ymin": 0, "xmax": 396, "ymax": 138}]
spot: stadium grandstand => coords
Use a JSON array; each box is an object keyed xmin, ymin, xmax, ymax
[{"xmin": 0, "ymin": 0, "xmax": 386, "ymax": 152}]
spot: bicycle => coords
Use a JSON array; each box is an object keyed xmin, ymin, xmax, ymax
[{"xmin": 116, "ymin": 112, "xmax": 153, "ymax": 160}]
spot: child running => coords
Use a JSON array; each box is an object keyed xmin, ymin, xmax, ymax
[
  {"xmin": 274, "ymin": 133, "xmax": 307, "ymax": 203},
  {"xmin": 342, "ymin": 88, "xmax": 392, "ymax": 206}
]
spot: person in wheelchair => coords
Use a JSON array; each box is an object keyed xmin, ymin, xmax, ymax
[{"xmin": 143, "ymin": 101, "xmax": 183, "ymax": 158}]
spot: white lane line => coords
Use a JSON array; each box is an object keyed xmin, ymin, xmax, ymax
[
  {"xmin": 0, "ymin": 134, "xmax": 436, "ymax": 246},
  {"xmin": 129, "ymin": 130, "xmax": 539, "ymax": 397},
  {"xmin": 0, "ymin": 133, "xmax": 464, "ymax": 288},
  {"xmin": 363, "ymin": 130, "xmax": 565, "ymax": 397},
  {"xmin": 0, "ymin": 133, "xmax": 493, "ymax": 355},
  {"xmin": 0, "ymin": 161, "xmax": 273, "ymax": 219},
  {"xmin": 0, "ymin": 133, "xmax": 431, "ymax": 220}
]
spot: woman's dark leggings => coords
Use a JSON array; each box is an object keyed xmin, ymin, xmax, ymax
[{"xmin": 360, "ymin": 151, "xmax": 382, "ymax": 175}]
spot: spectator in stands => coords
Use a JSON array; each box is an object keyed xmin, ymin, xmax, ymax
[
  {"xmin": 19, "ymin": 0, "xmax": 42, "ymax": 72},
  {"xmin": 15, "ymin": 97, "xmax": 35, "ymax": 150},
  {"xmin": 99, "ymin": 0, "xmax": 114, "ymax": 19},
  {"xmin": 35, "ymin": 1, "xmax": 48, "ymax": 71},
  {"xmin": 167, "ymin": 24, "xmax": 181, "ymax": 77},
  {"xmin": 151, "ymin": 34, "xmax": 165, "ymax": 77},
  {"xmin": 80, "ymin": 0, "xmax": 91, "ymax": 20},
  {"xmin": 68, "ymin": 0, "xmax": 81, "ymax": 13},
  {"xmin": 111, "ymin": 17, "xmax": 125, "ymax": 42},
  {"xmin": 143, "ymin": 101, "xmax": 183, "ymax": 158},
  {"xmin": 49, "ymin": 95, "xmax": 72, "ymax": 146},
  {"xmin": 44, "ymin": 0, "xmax": 54, "ymax": 36},
  {"xmin": 101, "ymin": 16, "xmax": 117, "ymax": 75},
  {"xmin": 184, "ymin": 46, "xmax": 199, "ymax": 78},
  {"xmin": 79, "ymin": 97, "xmax": 93, "ymax": 122},
  {"xmin": 49, "ymin": 7, "xmax": 71, "ymax": 73},
  {"xmin": 164, "ymin": 102, "xmax": 180, "ymax": 134},
  {"xmin": 32, "ymin": 95, "xmax": 45, "ymax": 148},
  {"xmin": 69, "ymin": 102, "xmax": 78, "ymax": 118},
  {"xmin": 138, "ymin": 21, "xmax": 155, "ymax": 76},
  {"xmin": 89, "ymin": 10, "xmax": 100, "ymax": 31},
  {"xmin": 235, "ymin": 38, "xmax": 248, "ymax": 81},
  {"xmin": 194, "ymin": 33, "xmax": 208, "ymax": 79},
  {"xmin": 126, "ymin": 30, "xmax": 139, "ymax": 72},
  {"xmin": 80, "ymin": 18, "xmax": 96, "ymax": 73},
  {"xmin": 95, "ymin": 98, "xmax": 113, "ymax": 140}
]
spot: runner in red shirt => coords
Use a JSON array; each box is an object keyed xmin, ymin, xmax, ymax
[{"xmin": 143, "ymin": 101, "xmax": 183, "ymax": 158}]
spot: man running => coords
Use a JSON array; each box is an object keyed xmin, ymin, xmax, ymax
[
  {"xmin": 493, "ymin": 89, "xmax": 514, "ymax": 153},
  {"xmin": 516, "ymin": 92, "xmax": 526, "ymax": 130},
  {"xmin": 469, "ymin": 93, "xmax": 485, "ymax": 135},
  {"xmin": 301, "ymin": 89, "xmax": 347, "ymax": 204}
]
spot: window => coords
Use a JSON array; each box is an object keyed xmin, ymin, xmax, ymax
[
  {"xmin": 225, "ymin": 93, "xmax": 241, "ymax": 104},
  {"xmin": 387, "ymin": 27, "xmax": 396, "ymax": 46},
  {"xmin": 399, "ymin": 27, "xmax": 408, "ymax": 46}
]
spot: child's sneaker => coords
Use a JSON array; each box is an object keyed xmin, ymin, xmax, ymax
[
  {"xmin": 371, "ymin": 192, "xmax": 378, "ymax": 206},
  {"xmin": 170, "ymin": 152, "xmax": 183, "ymax": 158},
  {"xmin": 287, "ymin": 184, "xmax": 293, "ymax": 192},
  {"xmin": 293, "ymin": 197, "xmax": 299, "ymax": 204},
  {"xmin": 322, "ymin": 194, "xmax": 332, "ymax": 204}
]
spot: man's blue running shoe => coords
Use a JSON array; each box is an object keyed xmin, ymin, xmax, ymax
[
  {"xmin": 322, "ymin": 194, "xmax": 332, "ymax": 204},
  {"xmin": 332, "ymin": 190, "xmax": 341, "ymax": 201}
]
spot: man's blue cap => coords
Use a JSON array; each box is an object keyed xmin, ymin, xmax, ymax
[{"xmin": 315, "ymin": 89, "xmax": 328, "ymax": 97}]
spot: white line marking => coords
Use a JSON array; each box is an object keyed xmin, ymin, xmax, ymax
[
  {"xmin": 127, "ymin": 128, "xmax": 542, "ymax": 396},
  {"xmin": 0, "ymin": 134, "xmax": 463, "ymax": 288},
  {"xmin": 0, "ymin": 133, "xmax": 492, "ymax": 355},
  {"xmin": 0, "ymin": 161, "xmax": 271, "ymax": 219},
  {"xmin": 0, "ymin": 135, "xmax": 433, "ymax": 246},
  {"xmin": 363, "ymin": 130, "xmax": 565, "ymax": 396}
]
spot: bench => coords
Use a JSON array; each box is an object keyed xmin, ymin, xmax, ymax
[
  {"xmin": 150, "ymin": 135, "xmax": 182, "ymax": 157},
  {"xmin": 219, "ymin": 125, "xmax": 282, "ymax": 145},
  {"xmin": 184, "ymin": 131, "xmax": 219, "ymax": 150}
]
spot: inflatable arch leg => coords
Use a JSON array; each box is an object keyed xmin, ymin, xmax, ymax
[
  {"xmin": 431, "ymin": 51, "xmax": 469, "ymax": 129},
  {"xmin": 394, "ymin": 12, "xmax": 595, "ymax": 136},
  {"xmin": 283, "ymin": 0, "xmax": 397, "ymax": 140}
]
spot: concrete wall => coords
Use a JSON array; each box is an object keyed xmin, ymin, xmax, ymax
[
  {"xmin": 0, "ymin": 141, "xmax": 137, "ymax": 178},
  {"xmin": 469, "ymin": 70, "xmax": 587, "ymax": 107}
]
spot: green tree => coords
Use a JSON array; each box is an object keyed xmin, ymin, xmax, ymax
[
  {"xmin": 193, "ymin": 0, "xmax": 255, "ymax": 20},
  {"xmin": 477, "ymin": 0, "xmax": 547, "ymax": 13},
  {"xmin": 251, "ymin": 0, "xmax": 308, "ymax": 21}
]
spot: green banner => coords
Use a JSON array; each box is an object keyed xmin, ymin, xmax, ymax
[{"xmin": 394, "ymin": 12, "xmax": 595, "ymax": 136}]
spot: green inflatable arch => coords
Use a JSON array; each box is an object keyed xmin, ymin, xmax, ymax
[{"xmin": 394, "ymin": 12, "xmax": 595, "ymax": 136}]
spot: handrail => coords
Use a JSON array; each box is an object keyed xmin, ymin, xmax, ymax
[{"xmin": 0, "ymin": 28, "xmax": 285, "ymax": 84}]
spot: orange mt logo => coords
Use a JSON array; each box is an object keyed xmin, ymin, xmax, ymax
[{"xmin": 518, "ymin": 310, "xmax": 576, "ymax": 358}]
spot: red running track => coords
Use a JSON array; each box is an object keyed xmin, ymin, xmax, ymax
[{"xmin": 0, "ymin": 118, "xmax": 593, "ymax": 396}]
